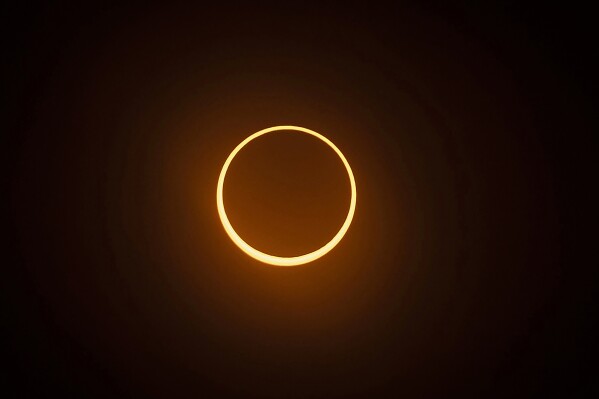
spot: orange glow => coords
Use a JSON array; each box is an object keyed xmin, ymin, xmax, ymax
[{"xmin": 216, "ymin": 126, "xmax": 357, "ymax": 266}]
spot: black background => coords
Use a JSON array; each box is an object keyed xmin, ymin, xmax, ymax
[{"xmin": 4, "ymin": 2, "xmax": 596, "ymax": 398}]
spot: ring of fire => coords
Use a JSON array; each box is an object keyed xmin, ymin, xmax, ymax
[{"xmin": 216, "ymin": 125, "xmax": 357, "ymax": 266}]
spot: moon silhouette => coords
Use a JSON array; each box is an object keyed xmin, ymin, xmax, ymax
[{"xmin": 216, "ymin": 125, "xmax": 357, "ymax": 266}]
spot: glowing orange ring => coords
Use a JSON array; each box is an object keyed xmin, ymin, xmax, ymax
[{"xmin": 216, "ymin": 125, "xmax": 357, "ymax": 266}]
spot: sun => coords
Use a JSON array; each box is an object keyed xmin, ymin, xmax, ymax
[{"xmin": 216, "ymin": 126, "xmax": 356, "ymax": 266}]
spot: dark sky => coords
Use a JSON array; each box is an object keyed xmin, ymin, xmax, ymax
[{"xmin": 4, "ymin": 2, "xmax": 596, "ymax": 398}]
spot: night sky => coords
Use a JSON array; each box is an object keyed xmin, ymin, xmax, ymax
[{"xmin": 4, "ymin": 3, "xmax": 596, "ymax": 398}]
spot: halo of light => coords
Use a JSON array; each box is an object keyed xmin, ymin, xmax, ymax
[{"xmin": 216, "ymin": 125, "xmax": 357, "ymax": 266}]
